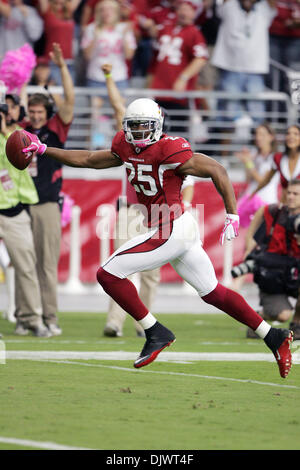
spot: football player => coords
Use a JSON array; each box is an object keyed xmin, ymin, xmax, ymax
[{"xmin": 22, "ymin": 98, "xmax": 293, "ymax": 377}]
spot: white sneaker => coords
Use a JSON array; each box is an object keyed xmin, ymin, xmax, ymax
[
  {"xmin": 15, "ymin": 320, "xmax": 52, "ymax": 337},
  {"xmin": 47, "ymin": 324, "xmax": 62, "ymax": 336},
  {"xmin": 33, "ymin": 324, "xmax": 52, "ymax": 338},
  {"xmin": 15, "ymin": 323, "xmax": 29, "ymax": 336},
  {"xmin": 103, "ymin": 324, "xmax": 123, "ymax": 337}
]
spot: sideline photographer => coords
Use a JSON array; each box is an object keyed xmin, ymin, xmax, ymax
[
  {"xmin": 0, "ymin": 84, "xmax": 50, "ymax": 337},
  {"xmin": 232, "ymin": 179, "xmax": 300, "ymax": 339}
]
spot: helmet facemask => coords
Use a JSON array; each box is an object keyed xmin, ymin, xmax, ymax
[{"xmin": 123, "ymin": 118, "xmax": 162, "ymax": 148}]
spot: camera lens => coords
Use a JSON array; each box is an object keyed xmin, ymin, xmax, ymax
[{"xmin": 231, "ymin": 260, "xmax": 255, "ymax": 278}]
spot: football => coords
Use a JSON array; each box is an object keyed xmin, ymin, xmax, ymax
[{"xmin": 5, "ymin": 129, "xmax": 33, "ymax": 170}]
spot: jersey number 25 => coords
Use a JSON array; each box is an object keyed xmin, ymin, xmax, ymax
[{"xmin": 125, "ymin": 162, "xmax": 158, "ymax": 196}]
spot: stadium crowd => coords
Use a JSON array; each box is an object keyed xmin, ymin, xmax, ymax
[
  {"xmin": 0, "ymin": 0, "xmax": 299, "ymax": 96},
  {"xmin": 0, "ymin": 0, "xmax": 299, "ymax": 150}
]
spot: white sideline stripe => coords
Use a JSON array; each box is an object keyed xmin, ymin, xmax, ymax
[
  {"xmin": 5, "ymin": 350, "xmax": 280, "ymax": 362},
  {"xmin": 0, "ymin": 437, "xmax": 92, "ymax": 450},
  {"xmin": 6, "ymin": 350, "xmax": 300, "ymax": 364},
  {"xmin": 39, "ymin": 359, "xmax": 300, "ymax": 389}
]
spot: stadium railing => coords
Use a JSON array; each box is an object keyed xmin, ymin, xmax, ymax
[{"xmin": 26, "ymin": 84, "xmax": 297, "ymax": 171}]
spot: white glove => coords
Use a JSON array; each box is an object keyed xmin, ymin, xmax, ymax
[{"xmin": 219, "ymin": 213, "xmax": 240, "ymax": 245}]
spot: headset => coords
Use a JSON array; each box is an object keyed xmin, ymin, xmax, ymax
[{"xmin": 28, "ymin": 91, "xmax": 55, "ymax": 119}]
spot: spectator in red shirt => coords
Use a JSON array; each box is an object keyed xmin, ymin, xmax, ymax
[
  {"xmin": 270, "ymin": 0, "xmax": 300, "ymax": 67},
  {"xmin": 147, "ymin": 0, "xmax": 177, "ymax": 30},
  {"xmin": 269, "ymin": 0, "xmax": 300, "ymax": 94},
  {"xmin": 149, "ymin": 0, "xmax": 208, "ymax": 133},
  {"xmin": 132, "ymin": 0, "xmax": 177, "ymax": 79},
  {"xmin": 36, "ymin": 0, "xmax": 81, "ymax": 84}
]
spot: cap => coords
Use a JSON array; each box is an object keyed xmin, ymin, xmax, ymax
[{"xmin": 5, "ymin": 94, "xmax": 21, "ymax": 105}]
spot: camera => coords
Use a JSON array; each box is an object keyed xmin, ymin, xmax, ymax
[
  {"xmin": 231, "ymin": 258, "xmax": 255, "ymax": 278},
  {"xmin": 0, "ymin": 102, "xmax": 8, "ymax": 127}
]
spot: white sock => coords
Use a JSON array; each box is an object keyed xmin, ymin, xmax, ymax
[
  {"xmin": 138, "ymin": 312, "xmax": 156, "ymax": 330},
  {"xmin": 255, "ymin": 320, "xmax": 271, "ymax": 339}
]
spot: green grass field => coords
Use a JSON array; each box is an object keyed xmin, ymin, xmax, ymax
[{"xmin": 0, "ymin": 312, "xmax": 299, "ymax": 451}]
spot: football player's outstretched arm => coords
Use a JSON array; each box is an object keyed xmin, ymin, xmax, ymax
[
  {"xmin": 44, "ymin": 147, "xmax": 122, "ymax": 169},
  {"xmin": 22, "ymin": 131, "xmax": 123, "ymax": 169},
  {"xmin": 178, "ymin": 152, "xmax": 237, "ymax": 215},
  {"xmin": 22, "ymin": 129, "xmax": 123, "ymax": 169}
]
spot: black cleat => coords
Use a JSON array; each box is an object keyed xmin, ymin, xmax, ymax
[
  {"xmin": 264, "ymin": 328, "xmax": 293, "ymax": 378},
  {"xmin": 134, "ymin": 322, "xmax": 176, "ymax": 368}
]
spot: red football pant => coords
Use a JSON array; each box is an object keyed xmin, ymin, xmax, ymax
[
  {"xmin": 97, "ymin": 267, "xmax": 148, "ymax": 320},
  {"xmin": 202, "ymin": 282, "xmax": 263, "ymax": 331}
]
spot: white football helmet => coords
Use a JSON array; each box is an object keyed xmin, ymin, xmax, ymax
[{"xmin": 123, "ymin": 98, "xmax": 164, "ymax": 148}]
